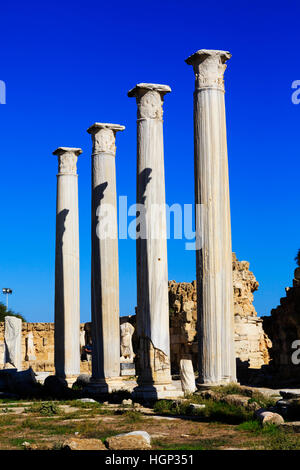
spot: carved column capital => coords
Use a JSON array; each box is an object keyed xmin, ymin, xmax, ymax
[
  {"xmin": 185, "ymin": 49, "xmax": 231, "ymax": 91},
  {"xmin": 128, "ymin": 83, "xmax": 171, "ymax": 120},
  {"xmin": 52, "ymin": 147, "xmax": 82, "ymax": 175},
  {"xmin": 87, "ymin": 123, "xmax": 125, "ymax": 156}
]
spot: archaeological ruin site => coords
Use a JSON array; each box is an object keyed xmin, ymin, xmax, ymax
[{"xmin": 1, "ymin": 48, "xmax": 300, "ymax": 452}]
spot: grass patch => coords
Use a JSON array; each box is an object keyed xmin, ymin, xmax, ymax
[
  {"xmin": 238, "ymin": 420, "xmax": 279, "ymax": 435},
  {"xmin": 9, "ymin": 438, "xmax": 36, "ymax": 449},
  {"xmin": 153, "ymin": 398, "xmax": 253, "ymax": 424},
  {"xmin": 238, "ymin": 420, "xmax": 300, "ymax": 450},
  {"xmin": 263, "ymin": 431, "xmax": 300, "ymax": 450},
  {"xmin": 114, "ymin": 409, "xmax": 144, "ymax": 423}
]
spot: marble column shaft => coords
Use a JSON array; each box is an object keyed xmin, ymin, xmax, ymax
[
  {"xmin": 185, "ymin": 50, "xmax": 236, "ymax": 385},
  {"xmin": 53, "ymin": 147, "xmax": 81, "ymax": 379},
  {"xmin": 128, "ymin": 83, "xmax": 172, "ymax": 387},
  {"xmin": 88, "ymin": 123, "xmax": 124, "ymax": 382}
]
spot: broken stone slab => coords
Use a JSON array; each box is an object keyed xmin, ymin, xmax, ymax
[
  {"xmin": 105, "ymin": 431, "xmax": 151, "ymax": 450},
  {"xmin": 255, "ymin": 409, "xmax": 284, "ymax": 426},
  {"xmin": 61, "ymin": 438, "xmax": 107, "ymax": 450},
  {"xmin": 221, "ymin": 394, "xmax": 251, "ymax": 408},
  {"xmin": 78, "ymin": 398, "xmax": 97, "ymax": 403}
]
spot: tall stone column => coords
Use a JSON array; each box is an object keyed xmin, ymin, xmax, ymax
[
  {"xmin": 53, "ymin": 147, "xmax": 82, "ymax": 384},
  {"xmin": 87, "ymin": 123, "xmax": 124, "ymax": 391},
  {"xmin": 185, "ymin": 50, "xmax": 236, "ymax": 385},
  {"xmin": 128, "ymin": 83, "xmax": 181, "ymax": 398}
]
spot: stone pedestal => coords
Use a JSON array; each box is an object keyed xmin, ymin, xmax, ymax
[
  {"xmin": 185, "ymin": 50, "xmax": 236, "ymax": 385},
  {"xmin": 87, "ymin": 123, "xmax": 124, "ymax": 392},
  {"xmin": 53, "ymin": 147, "xmax": 82, "ymax": 382},
  {"xmin": 128, "ymin": 83, "xmax": 181, "ymax": 399}
]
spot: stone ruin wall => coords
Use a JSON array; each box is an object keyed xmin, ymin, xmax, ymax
[
  {"xmin": 263, "ymin": 266, "xmax": 300, "ymax": 383},
  {"xmin": 169, "ymin": 253, "xmax": 271, "ymax": 373},
  {"xmin": 0, "ymin": 253, "xmax": 271, "ymax": 375},
  {"xmin": 0, "ymin": 322, "xmax": 91, "ymax": 374}
]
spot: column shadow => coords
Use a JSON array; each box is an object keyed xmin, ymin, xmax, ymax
[
  {"xmin": 91, "ymin": 181, "xmax": 109, "ymax": 391},
  {"xmin": 135, "ymin": 167, "xmax": 159, "ymax": 399},
  {"xmin": 54, "ymin": 208, "xmax": 69, "ymax": 382}
]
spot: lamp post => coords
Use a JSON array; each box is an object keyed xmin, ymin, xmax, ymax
[{"xmin": 2, "ymin": 288, "xmax": 12, "ymax": 310}]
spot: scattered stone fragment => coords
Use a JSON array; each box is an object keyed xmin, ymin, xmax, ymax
[
  {"xmin": 61, "ymin": 438, "xmax": 107, "ymax": 450},
  {"xmin": 22, "ymin": 441, "xmax": 38, "ymax": 450},
  {"xmin": 78, "ymin": 398, "xmax": 96, "ymax": 403},
  {"xmin": 122, "ymin": 398, "xmax": 133, "ymax": 406},
  {"xmin": 105, "ymin": 431, "xmax": 151, "ymax": 450},
  {"xmin": 188, "ymin": 403, "xmax": 205, "ymax": 412},
  {"xmin": 198, "ymin": 390, "xmax": 221, "ymax": 401}
]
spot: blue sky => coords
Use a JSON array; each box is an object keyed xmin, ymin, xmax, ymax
[{"xmin": 0, "ymin": 0, "xmax": 299, "ymax": 322}]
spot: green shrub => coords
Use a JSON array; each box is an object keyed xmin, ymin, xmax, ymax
[{"xmin": 26, "ymin": 401, "xmax": 60, "ymax": 416}]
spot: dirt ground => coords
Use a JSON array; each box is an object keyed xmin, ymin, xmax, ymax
[{"xmin": 0, "ymin": 399, "xmax": 299, "ymax": 450}]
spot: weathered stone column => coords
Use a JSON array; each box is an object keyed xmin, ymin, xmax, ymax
[
  {"xmin": 87, "ymin": 123, "xmax": 124, "ymax": 391},
  {"xmin": 185, "ymin": 50, "xmax": 236, "ymax": 385},
  {"xmin": 128, "ymin": 83, "xmax": 181, "ymax": 398},
  {"xmin": 53, "ymin": 147, "xmax": 82, "ymax": 383}
]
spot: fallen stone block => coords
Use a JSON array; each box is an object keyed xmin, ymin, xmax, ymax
[
  {"xmin": 105, "ymin": 431, "xmax": 151, "ymax": 450},
  {"xmin": 61, "ymin": 438, "xmax": 107, "ymax": 450},
  {"xmin": 122, "ymin": 399, "xmax": 133, "ymax": 406}
]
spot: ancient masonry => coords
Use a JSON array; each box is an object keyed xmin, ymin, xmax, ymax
[
  {"xmin": 0, "ymin": 254, "xmax": 271, "ymax": 374},
  {"xmin": 0, "ymin": 322, "xmax": 91, "ymax": 373},
  {"xmin": 169, "ymin": 254, "xmax": 271, "ymax": 374},
  {"xmin": 263, "ymin": 265, "xmax": 300, "ymax": 383}
]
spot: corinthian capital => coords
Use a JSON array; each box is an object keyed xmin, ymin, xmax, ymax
[
  {"xmin": 87, "ymin": 123, "xmax": 125, "ymax": 156},
  {"xmin": 128, "ymin": 83, "xmax": 171, "ymax": 120},
  {"xmin": 53, "ymin": 147, "xmax": 82, "ymax": 175},
  {"xmin": 185, "ymin": 49, "xmax": 231, "ymax": 91}
]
